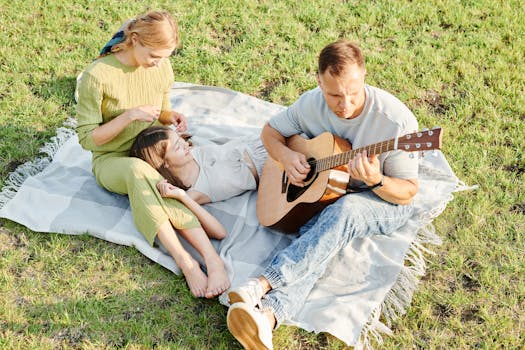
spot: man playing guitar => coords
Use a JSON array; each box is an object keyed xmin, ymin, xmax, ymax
[{"xmin": 226, "ymin": 39, "xmax": 419, "ymax": 350}]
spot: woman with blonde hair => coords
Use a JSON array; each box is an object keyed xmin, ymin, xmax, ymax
[{"xmin": 76, "ymin": 10, "xmax": 230, "ymax": 298}]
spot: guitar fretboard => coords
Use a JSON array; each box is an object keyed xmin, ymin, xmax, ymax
[{"xmin": 311, "ymin": 139, "xmax": 396, "ymax": 172}]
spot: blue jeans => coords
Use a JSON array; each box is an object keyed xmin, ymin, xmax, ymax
[{"xmin": 260, "ymin": 191, "xmax": 414, "ymax": 326}]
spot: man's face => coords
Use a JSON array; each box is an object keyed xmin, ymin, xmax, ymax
[{"xmin": 317, "ymin": 64, "xmax": 366, "ymax": 119}]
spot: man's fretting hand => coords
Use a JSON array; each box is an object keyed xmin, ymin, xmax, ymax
[{"xmin": 348, "ymin": 150, "xmax": 382, "ymax": 186}]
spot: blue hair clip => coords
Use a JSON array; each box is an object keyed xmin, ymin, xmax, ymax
[{"xmin": 98, "ymin": 30, "xmax": 126, "ymax": 57}]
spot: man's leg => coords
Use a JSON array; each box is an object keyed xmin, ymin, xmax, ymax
[
  {"xmin": 227, "ymin": 191, "xmax": 414, "ymax": 349},
  {"xmin": 262, "ymin": 191, "xmax": 414, "ymax": 325}
]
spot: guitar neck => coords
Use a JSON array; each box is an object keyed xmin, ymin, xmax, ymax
[
  {"xmin": 315, "ymin": 139, "xmax": 396, "ymax": 172},
  {"xmin": 312, "ymin": 128, "xmax": 442, "ymax": 172}
]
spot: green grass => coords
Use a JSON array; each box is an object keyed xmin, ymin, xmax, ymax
[{"xmin": 1, "ymin": 0, "xmax": 524, "ymax": 348}]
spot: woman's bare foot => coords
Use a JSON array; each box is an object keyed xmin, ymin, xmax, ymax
[
  {"xmin": 205, "ymin": 259, "xmax": 230, "ymax": 298},
  {"xmin": 179, "ymin": 261, "xmax": 208, "ymax": 298}
]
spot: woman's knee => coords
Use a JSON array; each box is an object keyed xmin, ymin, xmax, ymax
[
  {"xmin": 126, "ymin": 158, "xmax": 161, "ymax": 182},
  {"xmin": 97, "ymin": 157, "xmax": 161, "ymax": 193}
]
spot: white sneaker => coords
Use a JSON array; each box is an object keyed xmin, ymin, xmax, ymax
[
  {"xmin": 227, "ymin": 302, "xmax": 273, "ymax": 350},
  {"xmin": 228, "ymin": 278, "xmax": 264, "ymax": 307}
]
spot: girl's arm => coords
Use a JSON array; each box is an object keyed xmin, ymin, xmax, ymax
[
  {"xmin": 186, "ymin": 190, "xmax": 212, "ymax": 205},
  {"xmin": 157, "ymin": 180, "xmax": 227, "ymax": 240}
]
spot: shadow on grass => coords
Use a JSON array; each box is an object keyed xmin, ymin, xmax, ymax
[
  {"xmin": 0, "ymin": 75, "xmax": 78, "ymax": 180},
  {"xmin": 0, "ymin": 120, "xmax": 54, "ymax": 179},
  {"xmin": 30, "ymin": 75, "xmax": 78, "ymax": 110},
  {"xmin": 0, "ymin": 223, "xmax": 236, "ymax": 349},
  {"xmin": 6, "ymin": 288, "xmax": 235, "ymax": 348}
]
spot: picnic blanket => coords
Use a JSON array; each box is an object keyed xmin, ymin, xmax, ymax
[{"xmin": 0, "ymin": 82, "xmax": 471, "ymax": 349}]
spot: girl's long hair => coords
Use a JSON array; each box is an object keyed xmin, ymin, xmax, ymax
[{"xmin": 130, "ymin": 126, "xmax": 192, "ymax": 190}]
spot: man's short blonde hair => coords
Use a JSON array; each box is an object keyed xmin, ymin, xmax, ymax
[{"xmin": 318, "ymin": 39, "xmax": 364, "ymax": 77}]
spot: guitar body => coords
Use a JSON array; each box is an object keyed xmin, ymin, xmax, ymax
[{"xmin": 256, "ymin": 132, "xmax": 351, "ymax": 233}]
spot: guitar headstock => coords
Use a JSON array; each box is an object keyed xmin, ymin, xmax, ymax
[{"xmin": 397, "ymin": 127, "xmax": 442, "ymax": 152}]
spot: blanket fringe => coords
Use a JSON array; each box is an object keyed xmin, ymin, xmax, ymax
[
  {"xmin": 357, "ymin": 170, "xmax": 480, "ymax": 349},
  {"xmin": 357, "ymin": 221, "xmax": 443, "ymax": 349},
  {"xmin": 0, "ymin": 119, "xmax": 76, "ymax": 211},
  {"xmin": 454, "ymin": 181, "xmax": 478, "ymax": 193}
]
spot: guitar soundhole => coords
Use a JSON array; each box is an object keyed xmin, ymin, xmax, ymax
[{"xmin": 286, "ymin": 158, "xmax": 317, "ymax": 202}]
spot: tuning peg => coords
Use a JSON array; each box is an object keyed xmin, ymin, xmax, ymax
[
  {"xmin": 422, "ymin": 127, "xmax": 429, "ymax": 131},
  {"xmin": 432, "ymin": 126, "xmax": 440, "ymax": 130},
  {"xmin": 409, "ymin": 153, "xmax": 415, "ymax": 159}
]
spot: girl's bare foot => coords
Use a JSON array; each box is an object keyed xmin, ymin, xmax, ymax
[
  {"xmin": 205, "ymin": 259, "xmax": 230, "ymax": 298},
  {"xmin": 180, "ymin": 262, "xmax": 208, "ymax": 298}
]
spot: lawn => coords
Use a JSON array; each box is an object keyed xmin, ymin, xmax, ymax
[{"xmin": 0, "ymin": 0, "xmax": 523, "ymax": 349}]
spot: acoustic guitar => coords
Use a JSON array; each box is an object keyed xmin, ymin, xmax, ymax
[{"xmin": 256, "ymin": 128, "xmax": 443, "ymax": 233}]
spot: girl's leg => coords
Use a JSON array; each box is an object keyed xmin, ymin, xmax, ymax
[
  {"xmin": 156, "ymin": 221, "xmax": 208, "ymax": 298},
  {"xmin": 177, "ymin": 227, "xmax": 230, "ymax": 298}
]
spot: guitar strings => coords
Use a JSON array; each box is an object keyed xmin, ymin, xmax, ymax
[{"xmin": 307, "ymin": 139, "xmax": 395, "ymax": 173}]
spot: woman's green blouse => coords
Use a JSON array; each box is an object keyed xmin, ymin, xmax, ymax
[{"xmin": 76, "ymin": 54, "xmax": 174, "ymax": 159}]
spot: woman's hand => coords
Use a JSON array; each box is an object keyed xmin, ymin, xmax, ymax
[
  {"xmin": 157, "ymin": 179, "xmax": 186, "ymax": 199},
  {"xmin": 127, "ymin": 105, "xmax": 161, "ymax": 123},
  {"xmin": 91, "ymin": 105, "xmax": 159, "ymax": 146},
  {"xmin": 159, "ymin": 110, "xmax": 188, "ymax": 132}
]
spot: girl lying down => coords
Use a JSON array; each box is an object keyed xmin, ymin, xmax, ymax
[{"xmin": 130, "ymin": 125, "xmax": 267, "ymax": 204}]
